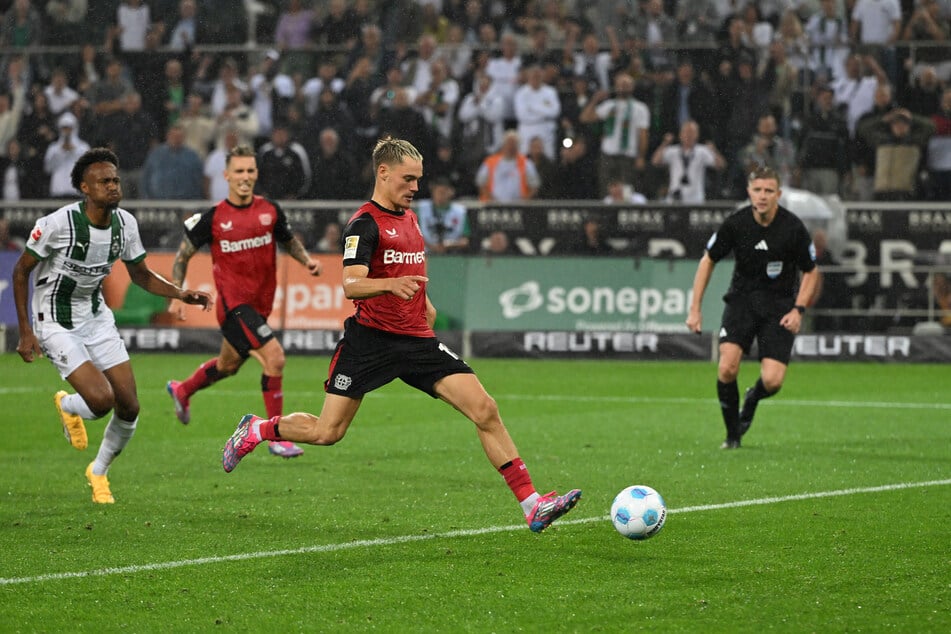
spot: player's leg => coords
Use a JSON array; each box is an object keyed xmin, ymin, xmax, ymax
[
  {"xmin": 717, "ymin": 301, "xmax": 758, "ymax": 449},
  {"xmin": 79, "ymin": 323, "xmax": 139, "ymax": 504},
  {"xmin": 738, "ymin": 358, "xmax": 788, "ymax": 433},
  {"xmin": 41, "ymin": 320, "xmax": 115, "ymax": 450},
  {"xmin": 248, "ymin": 332, "xmax": 307, "ymax": 458},
  {"xmin": 222, "ymin": 394, "xmax": 362, "ymax": 472},
  {"xmin": 738, "ymin": 320, "xmax": 794, "ymax": 438},
  {"xmin": 76, "ymin": 360, "xmax": 140, "ymax": 504},
  {"xmin": 434, "ymin": 372, "xmax": 581, "ymax": 532},
  {"xmin": 167, "ymin": 312, "xmax": 251, "ymax": 424},
  {"xmin": 716, "ymin": 342, "xmax": 744, "ymax": 448}
]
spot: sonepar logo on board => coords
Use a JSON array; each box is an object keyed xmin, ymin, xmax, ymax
[{"xmin": 498, "ymin": 280, "xmax": 690, "ymax": 323}]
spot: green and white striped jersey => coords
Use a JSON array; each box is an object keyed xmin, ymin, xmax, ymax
[{"xmin": 24, "ymin": 202, "xmax": 146, "ymax": 329}]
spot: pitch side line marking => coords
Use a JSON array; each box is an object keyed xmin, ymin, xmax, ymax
[
  {"xmin": 2, "ymin": 478, "xmax": 949, "ymax": 587},
  {"xmin": 2, "ymin": 387, "xmax": 950, "ymax": 411}
]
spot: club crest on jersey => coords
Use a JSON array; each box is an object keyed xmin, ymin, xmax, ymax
[
  {"xmin": 259, "ymin": 214, "xmax": 273, "ymax": 226},
  {"xmin": 333, "ymin": 374, "xmax": 352, "ymax": 391},
  {"xmin": 219, "ymin": 221, "xmax": 234, "ymax": 232},
  {"xmin": 110, "ymin": 234, "xmax": 122, "ymax": 260},
  {"xmin": 767, "ymin": 261, "xmax": 783, "ymax": 278}
]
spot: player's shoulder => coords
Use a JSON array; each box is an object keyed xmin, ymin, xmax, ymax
[
  {"xmin": 253, "ymin": 194, "xmax": 281, "ymax": 210},
  {"xmin": 776, "ymin": 204, "xmax": 807, "ymax": 229},
  {"xmin": 726, "ymin": 205, "xmax": 753, "ymax": 225}
]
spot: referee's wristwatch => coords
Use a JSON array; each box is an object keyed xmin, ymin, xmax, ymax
[{"xmin": 793, "ymin": 305, "xmax": 806, "ymax": 315}]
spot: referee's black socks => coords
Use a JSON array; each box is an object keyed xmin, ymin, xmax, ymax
[{"xmin": 717, "ymin": 379, "xmax": 740, "ymax": 438}]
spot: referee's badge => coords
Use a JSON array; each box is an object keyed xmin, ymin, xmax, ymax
[{"xmin": 767, "ymin": 261, "xmax": 783, "ymax": 278}]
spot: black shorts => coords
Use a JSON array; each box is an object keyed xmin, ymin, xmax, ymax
[
  {"xmin": 221, "ymin": 304, "xmax": 275, "ymax": 359},
  {"xmin": 719, "ymin": 295, "xmax": 795, "ymax": 365},
  {"xmin": 325, "ymin": 317, "xmax": 474, "ymax": 398}
]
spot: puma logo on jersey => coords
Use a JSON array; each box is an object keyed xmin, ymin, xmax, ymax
[{"xmin": 754, "ymin": 240, "xmax": 768, "ymax": 250}]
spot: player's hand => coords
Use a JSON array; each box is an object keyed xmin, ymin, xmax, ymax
[
  {"xmin": 16, "ymin": 332, "xmax": 41, "ymax": 363},
  {"xmin": 180, "ymin": 289, "xmax": 214, "ymax": 311},
  {"xmin": 779, "ymin": 308, "xmax": 802, "ymax": 334},
  {"xmin": 306, "ymin": 259, "xmax": 323, "ymax": 276},
  {"xmin": 389, "ymin": 275, "xmax": 428, "ymax": 300},
  {"xmin": 685, "ymin": 309, "xmax": 702, "ymax": 334}
]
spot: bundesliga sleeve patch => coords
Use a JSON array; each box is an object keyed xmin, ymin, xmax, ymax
[
  {"xmin": 343, "ymin": 236, "xmax": 359, "ymax": 259},
  {"xmin": 184, "ymin": 213, "xmax": 202, "ymax": 230}
]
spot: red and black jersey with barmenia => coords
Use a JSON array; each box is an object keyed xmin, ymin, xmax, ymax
[
  {"xmin": 342, "ymin": 200, "xmax": 433, "ymax": 337},
  {"xmin": 183, "ymin": 195, "xmax": 294, "ymax": 324}
]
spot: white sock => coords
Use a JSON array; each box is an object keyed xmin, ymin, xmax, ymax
[
  {"xmin": 520, "ymin": 492, "xmax": 541, "ymax": 517},
  {"xmin": 92, "ymin": 415, "xmax": 137, "ymax": 475},
  {"xmin": 62, "ymin": 393, "xmax": 96, "ymax": 419}
]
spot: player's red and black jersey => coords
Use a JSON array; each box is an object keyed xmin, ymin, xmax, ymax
[
  {"xmin": 705, "ymin": 204, "xmax": 816, "ymax": 304},
  {"xmin": 183, "ymin": 195, "xmax": 293, "ymax": 323},
  {"xmin": 342, "ymin": 200, "xmax": 433, "ymax": 337}
]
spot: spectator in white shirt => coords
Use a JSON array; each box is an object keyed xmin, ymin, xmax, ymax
[
  {"xmin": 44, "ymin": 112, "xmax": 90, "ymax": 197},
  {"xmin": 651, "ymin": 120, "xmax": 725, "ymax": 203},
  {"xmin": 513, "ymin": 64, "xmax": 561, "ymax": 159},
  {"xmin": 117, "ymin": 0, "xmax": 151, "ymax": 52},
  {"xmin": 485, "ymin": 32, "xmax": 522, "ymax": 125},
  {"xmin": 44, "ymin": 67, "xmax": 79, "ymax": 117},
  {"xmin": 580, "ymin": 71, "xmax": 650, "ymax": 196}
]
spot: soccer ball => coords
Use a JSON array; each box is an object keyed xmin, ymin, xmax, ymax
[{"xmin": 610, "ymin": 485, "xmax": 667, "ymax": 540}]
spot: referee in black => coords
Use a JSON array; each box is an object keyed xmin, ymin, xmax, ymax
[{"xmin": 686, "ymin": 165, "xmax": 819, "ymax": 449}]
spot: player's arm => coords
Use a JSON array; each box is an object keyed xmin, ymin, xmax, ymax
[
  {"xmin": 167, "ymin": 236, "xmax": 201, "ymax": 319},
  {"xmin": 12, "ymin": 250, "xmax": 41, "ymax": 362},
  {"xmin": 282, "ymin": 235, "xmax": 322, "ymax": 276},
  {"xmin": 686, "ymin": 253, "xmax": 715, "ymax": 333},
  {"xmin": 425, "ymin": 294, "xmax": 437, "ymax": 329},
  {"xmin": 171, "ymin": 235, "xmax": 198, "ymax": 287},
  {"xmin": 342, "ymin": 264, "xmax": 428, "ymax": 301},
  {"xmin": 126, "ymin": 257, "xmax": 213, "ymax": 310}
]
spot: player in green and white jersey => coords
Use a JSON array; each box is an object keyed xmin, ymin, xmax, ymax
[{"xmin": 13, "ymin": 148, "xmax": 213, "ymax": 504}]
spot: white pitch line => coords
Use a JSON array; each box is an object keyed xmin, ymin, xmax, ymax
[
  {"xmin": 2, "ymin": 387, "xmax": 950, "ymax": 411},
  {"xmin": 2, "ymin": 478, "xmax": 949, "ymax": 587}
]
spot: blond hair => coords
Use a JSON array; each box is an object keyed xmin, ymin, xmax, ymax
[
  {"xmin": 372, "ymin": 136, "xmax": 423, "ymax": 173},
  {"xmin": 226, "ymin": 144, "xmax": 256, "ymax": 166}
]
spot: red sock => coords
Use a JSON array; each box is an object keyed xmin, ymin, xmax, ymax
[
  {"xmin": 499, "ymin": 457, "xmax": 536, "ymax": 502},
  {"xmin": 180, "ymin": 358, "xmax": 221, "ymax": 397},
  {"xmin": 262, "ymin": 374, "xmax": 283, "ymax": 419},
  {"xmin": 257, "ymin": 415, "xmax": 282, "ymax": 441}
]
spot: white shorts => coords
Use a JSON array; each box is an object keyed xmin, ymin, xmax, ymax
[{"xmin": 34, "ymin": 308, "xmax": 129, "ymax": 380}]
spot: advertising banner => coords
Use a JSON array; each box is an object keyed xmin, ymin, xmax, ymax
[
  {"xmin": 462, "ymin": 256, "xmax": 730, "ymax": 333},
  {"xmin": 0, "ymin": 252, "xmax": 19, "ymax": 327},
  {"xmin": 101, "ymin": 253, "xmax": 353, "ymax": 330},
  {"xmin": 470, "ymin": 330, "xmax": 713, "ymax": 360}
]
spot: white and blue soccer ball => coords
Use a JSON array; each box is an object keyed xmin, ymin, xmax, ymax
[{"xmin": 610, "ymin": 485, "xmax": 667, "ymax": 540}]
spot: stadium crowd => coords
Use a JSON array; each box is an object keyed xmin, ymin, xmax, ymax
[{"xmin": 0, "ymin": 0, "xmax": 948, "ymax": 210}]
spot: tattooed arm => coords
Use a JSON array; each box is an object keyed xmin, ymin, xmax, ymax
[
  {"xmin": 168, "ymin": 236, "xmax": 200, "ymax": 319},
  {"xmin": 283, "ymin": 235, "xmax": 323, "ymax": 276}
]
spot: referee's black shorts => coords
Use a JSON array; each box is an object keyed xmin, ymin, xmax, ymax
[
  {"xmin": 719, "ymin": 295, "xmax": 795, "ymax": 365},
  {"xmin": 325, "ymin": 317, "xmax": 474, "ymax": 398}
]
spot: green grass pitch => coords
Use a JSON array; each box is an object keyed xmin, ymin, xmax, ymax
[{"xmin": 0, "ymin": 353, "xmax": 949, "ymax": 632}]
